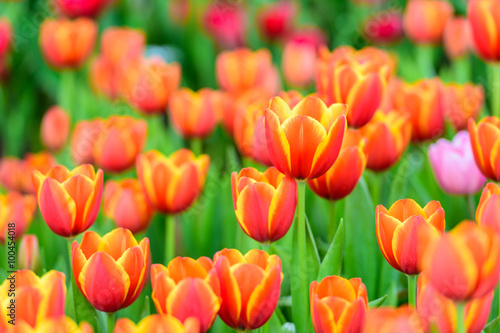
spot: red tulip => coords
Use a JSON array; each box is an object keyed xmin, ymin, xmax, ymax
[
  {"xmin": 40, "ymin": 106, "xmax": 70, "ymax": 152},
  {"xmin": 467, "ymin": 0, "xmax": 500, "ymax": 62},
  {"xmin": 468, "ymin": 117, "xmax": 500, "ymax": 181},
  {"xmin": 403, "ymin": 0, "xmax": 453, "ymax": 45},
  {"xmin": 363, "ymin": 10, "xmax": 404, "ymax": 45},
  {"xmin": 444, "ymin": 17, "xmax": 472, "ymax": 60},
  {"xmin": 257, "ymin": 1, "xmax": 296, "ymax": 41},
  {"xmin": 203, "ymin": 1, "xmax": 247, "ymax": 49},
  {"xmin": 54, "ymin": 0, "xmax": 114, "ymax": 18}
]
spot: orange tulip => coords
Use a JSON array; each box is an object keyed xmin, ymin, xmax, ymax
[
  {"xmin": 71, "ymin": 119, "xmax": 102, "ymax": 165},
  {"xmin": 394, "ymin": 79, "xmax": 445, "ymax": 142},
  {"xmin": 22, "ymin": 152, "xmax": 56, "ymax": 194},
  {"xmin": 0, "ymin": 192, "xmax": 36, "ymax": 243},
  {"xmin": 423, "ymin": 221, "xmax": 500, "ymax": 301},
  {"xmin": 41, "ymin": 106, "xmax": 71, "ymax": 152},
  {"xmin": 115, "ymin": 315, "xmax": 200, "ymax": 333},
  {"xmin": 32, "ymin": 164, "xmax": 103, "ymax": 237},
  {"xmin": 468, "ymin": 117, "xmax": 500, "ymax": 181},
  {"xmin": 468, "ymin": 0, "xmax": 500, "ymax": 62},
  {"xmin": 39, "ymin": 18, "xmax": 97, "ymax": 69},
  {"xmin": 363, "ymin": 306, "xmax": 425, "ymax": 333},
  {"xmin": 0, "ymin": 270, "xmax": 66, "ymax": 329},
  {"xmin": 476, "ymin": 182, "xmax": 500, "ymax": 237},
  {"xmin": 443, "ymin": 17, "xmax": 471, "ymax": 60},
  {"xmin": 18, "ymin": 235, "xmax": 40, "ymax": 271},
  {"xmin": 122, "ymin": 57, "xmax": 181, "ymax": 114},
  {"xmin": 136, "ymin": 149, "xmax": 210, "ymax": 214},
  {"xmin": 71, "ymin": 228, "xmax": 150, "ymax": 312},
  {"xmin": 376, "ymin": 199, "xmax": 445, "ymax": 275},
  {"xmin": 418, "ymin": 274, "xmax": 494, "ymax": 333},
  {"xmin": 54, "ymin": 0, "xmax": 113, "ymax": 18},
  {"xmin": 264, "ymin": 96, "xmax": 347, "ymax": 180},
  {"xmin": 151, "ymin": 257, "xmax": 220, "ymax": 333},
  {"xmin": 443, "ymin": 83, "xmax": 483, "ymax": 131},
  {"xmin": 308, "ymin": 129, "xmax": 367, "ymax": 201},
  {"xmin": 310, "ymin": 275, "xmax": 369, "ymax": 333},
  {"xmin": 213, "ymin": 249, "xmax": 283, "ymax": 331},
  {"xmin": 403, "ymin": 0, "xmax": 453, "ymax": 45},
  {"xmin": 92, "ymin": 116, "xmax": 147, "ymax": 173},
  {"xmin": 169, "ymin": 88, "xmax": 221, "ymax": 139},
  {"xmin": 231, "ymin": 167, "xmax": 296, "ymax": 243},
  {"xmin": 104, "ymin": 179, "xmax": 153, "ymax": 234}
]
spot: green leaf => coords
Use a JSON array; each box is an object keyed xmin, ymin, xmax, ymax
[
  {"xmin": 368, "ymin": 295, "xmax": 387, "ymax": 308},
  {"xmin": 484, "ymin": 315, "xmax": 500, "ymax": 333},
  {"xmin": 317, "ymin": 219, "xmax": 344, "ymax": 281}
]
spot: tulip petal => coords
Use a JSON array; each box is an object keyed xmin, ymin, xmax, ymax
[
  {"xmin": 82, "ymin": 169, "xmax": 103, "ymax": 232},
  {"xmin": 265, "ymin": 110, "xmax": 292, "ymax": 176},
  {"xmin": 346, "ymin": 73, "xmax": 383, "ymax": 127},
  {"xmin": 117, "ymin": 246, "xmax": 146, "ymax": 308},
  {"xmin": 376, "ymin": 212, "xmax": 401, "ymax": 271},
  {"xmin": 311, "ymin": 294, "xmax": 336, "ymax": 333},
  {"xmin": 268, "ymin": 177, "xmax": 297, "ymax": 241},
  {"xmin": 151, "ymin": 264, "xmax": 176, "ymax": 315},
  {"xmin": 38, "ymin": 178, "xmax": 76, "ymax": 237},
  {"xmin": 214, "ymin": 256, "xmax": 242, "ymax": 328},
  {"xmin": 98, "ymin": 228, "xmax": 138, "ymax": 261},
  {"xmin": 235, "ymin": 183, "xmax": 274, "ymax": 242}
]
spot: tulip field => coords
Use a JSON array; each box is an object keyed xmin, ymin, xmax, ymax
[{"xmin": 2, "ymin": 0, "xmax": 500, "ymax": 332}]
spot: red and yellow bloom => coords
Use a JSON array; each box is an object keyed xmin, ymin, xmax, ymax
[
  {"xmin": 476, "ymin": 182, "xmax": 500, "ymax": 236},
  {"xmin": 468, "ymin": 116, "xmax": 500, "ymax": 181},
  {"xmin": 468, "ymin": 0, "xmax": 500, "ymax": 62},
  {"xmin": 115, "ymin": 315, "xmax": 200, "ymax": 333},
  {"xmin": 403, "ymin": 0, "xmax": 453, "ymax": 45},
  {"xmin": 363, "ymin": 306, "xmax": 425, "ymax": 333},
  {"xmin": 0, "ymin": 192, "xmax": 36, "ymax": 243}
]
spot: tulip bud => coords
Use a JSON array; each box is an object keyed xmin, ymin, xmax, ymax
[
  {"xmin": 257, "ymin": 1, "xmax": 296, "ymax": 41},
  {"xmin": 18, "ymin": 234, "xmax": 40, "ymax": 271},
  {"xmin": 363, "ymin": 306, "xmax": 425, "ymax": 332},
  {"xmin": 469, "ymin": 117, "xmax": 500, "ymax": 181},
  {"xmin": 40, "ymin": 106, "xmax": 70, "ymax": 152},
  {"xmin": 443, "ymin": 17, "xmax": 471, "ymax": 60},
  {"xmin": 476, "ymin": 183, "xmax": 500, "ymax": 237},
  {"xmin": 443, "ymin": 83, "xmax": 483, "ymax": 131},
  {"xmin": 203, "ymin": 1, "xmax": 247, "ymax": 49},
  {"xmin": 0, "ymin": 192, "xmax": 37, "ymax": 244},
  {"xmin": 403, "ymin": 0, "xmax": 453, "ymax": 45},
  {"xmin": 468, "ymin": 0, "xmax": 500, "ymax": 62}
]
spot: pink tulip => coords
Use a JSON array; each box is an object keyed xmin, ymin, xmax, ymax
[{"xmin": 428, "ymin": 131, "xmax": 486, "ymax": 195}]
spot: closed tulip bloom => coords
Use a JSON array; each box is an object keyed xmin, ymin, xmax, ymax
[
  {"xmin": 468, "ymin": 0, "xmax": 500, "ymax": 62},
  {"xmin": 443, "ymin": 83, "xmax": 484, "ymax": 131},
  {"xmin": 71, "ymin": 119, "xmax": 102, "ymax": 165},
  {"xmin": 203, "ymin": 1, "xmax": 247, "ymax": 49},
  {"xmin": 32, "ymin": 164, "xmax": 103, "ymax": 237},
  {"xmin": 104, "ymin": 179, "xmax": 153, "ymax": 234},
  {"xmin": 231, "ymin": 167, "xmax": 297, "ymax": 243},
  {"xmin": 72, "ymin": 228, "xmax": 150, "ymax": 312},
  {"xmin": 265, "ymin": 96, "xmax": 347, "ymax": 180},
  {"xmin": 359, "ymin": 110, "xmax": 412, "ymax": 172},
  {"xmin": 115, "ymin": 315, "xmax": 200, "ymax": 333},
  {"xmin": 308, "ymin": 129, "xmax": 367, "ymax": 201},
  {"xmin": 429, "ymin": 131, "xmax": 486, "ymax": 195},
  {"xmin": 444, "ymin": 17, "xmax": 471, "ymax": 60},
  {"xmin": 423, "ymin": 221, "xmax": 500, "ymax": 301},
  {"xmin": 151, "ymin": 257, "xmax": 220, "ymax": 332},
  {"xmin": 213, "ymin": 249, "xmax": 283, "ymax": 330},
  {"xmin": 476, "ymin": 183, "xmax": 500, "ymax": 236},
  {"xmin": 468, "ymin": 117, "xmax": 500, "ymax": 181},
  {"xmin": 18, "ymin": 235, "xmax": 40, "ymax": 271},
  {"xmin": 417, "ymin": 275, "xmax": 494, "ymax": 333},
  {"xmin": 169, "ymin": 88, "xmax": 221, "ymax": 139},
  {"xmin": 93, "ymin": 116, "xmax": 147, "ymax": 173},
  {"xmin": 376, "ymin": 199, "xmax": 445, "ymax": 275},
  {"xmin": 136, "ymin": 149, "xmax": 210, "ymax": 214},
  {"xmin": 395, "ymin": 79, "xmax": 445, "ymax": 142},
  {"xmin": 310, "ymin": 276, "xmax": 369, "ymax": 333},
  {"xmin": 122, "ymin": 57, "xmax": 181, "ymax": 114},
  {"xmin": 363, "ymin": 306, "xmax": 425, "ymax": 333},
  {"xmin": 403, "ymin": 0, "xmax": 453, "ymax": 45},
  {"xmin": 0, "ymin": 192, "xmax": 36, "ymax": 243},
  {"xmin": 54, "ymin": 0, "xmax": 113, "ymax": 18},
  {"xmin": 0, "ymin": 18, "xmax": 12, "ymax": 58},
  {"xmin": 363, "ymin": 10, "xmax": 404, "ymax": 45},
  {"xmin": 257, "ymin": 1, "xmax": 296, "ymax": 41},
  {"xmin": 41, "ymin": 106, "xmax": 70, "ymax": 152},
  {"xmin": 39, "ymin": 18, "xmax": 97, "ymax": 69}
]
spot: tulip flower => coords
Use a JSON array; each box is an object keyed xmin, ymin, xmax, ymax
[
  {"xmin": 443, "ymin": 17, "xmax": 471, "ymax": 60},
  {"xmin": 213, "ymin": 249, "xmax": 283, "ymax": 331},
  {"xmin": 310, "ymin": 275, "xmax": 369, "ymax": 333},
  {"xmin": 0, "ymin": 270, "xmax": 66, "ymax": 329},
  {"xmin": 257, "ymin": 1, "xmax": 296, "ymax": 41},
  {"xmin": 168, "ymin": 0, "xmax": 191, "ymax": 26},
  {"xmin": 32, "ymin": 164, "xmax": 103, "ymax": 237},
  {"xmin": 39, "ymin": 18, "xmax": 97, "ymax": 69},
  {"xmin": 443, "ymin": 83, "xmax": 483, "ymax": 131},
  {"xmin": 72, "ymin": 228, "xmax": 150, "ymax": 312},
  {"xmin": 363, "ymin": 306, "xmax": 425, "ymax": 333},
  {"xmin": 264, "ymin": 96, "xmax": 346, "ymax": 180},
  {"xmin": 231, "ymin": 167, "xmax": 297, "ymax": 243},
  {"xmin": 104, "ymin": 179, "xmax": 153, "ymax": 234},
  {"xmin": 151, "ymin": 257, "xmax": 220, "ymax": 332},
  {"xmin": 403, "ymin": 0, "xmax": 453, "ymax": 45},
  {"xmin": 71, "ymin": 119, "xmax": 102, "ymax": 165},
  {"xmin": 359, "ymin": 110, "xmax": 411, "ymax": 172},
  {"xmin": 423, "ymin": 221, "xmax": 500, "ymax": 301},
  {"xmin": 428, "ymin": 131, "xmax": 486, "ymax": 195},
  {"xmin": 203, "ymin": 1, "xmax": 247, "ymax": 49},
  {"xmin": 394, "ymin": 79, "xmax": 445, "ymax": 142},
  {"xmin": 136, "ymin": 149, "xmax": 210, "ymax": 214},
  {"xmin": 22, "ymin": 152, "xmax": 57, "ymax": 194},
  {"xmin": 40, "ymin": 106, "xmax": 70, "ymax": 152},
  {"xmin": 122, "ymin": 57, "xmax": 181, "ymax": 115},
  {"xmin": 418, "ymin": 274, "xmax": 494, "ymax": 333},
  {"xmin": 54, "ymin": 0, "xmax": 114, "ymax": 18},
  {"xmin": 363, "ymin": 10, "xmax": 404, "ymax": 45},
  {"xmin": 468, "ymin": 0, "xmax": 500, "ymax": 62},
  {"xmin": 476, "ymin": 183, "xmax": 500, "ymax": 236},
  {"xmin": 18, "ymin": 235, "xmax": 40, "ymax": 271},
  {"xmin": 115, "ymin": 315, "xmax": 200, "ymax": 333},
  {"xmin": 0, "ymin": 157, "xmax": 24, "ymax": 193},
  {"xmin": 92, "ymin": 116, "xmax": 147, "ymax": 173},
  {"xmin": 468, "ymin": 117, "xmax": 500, "ymax": 181},
  {"xmin": 0, "ymin": 18, "xmax": 12, "ymax": 59},
  {"xmin": 0, "ymin": 192, "xmax": 37, "ymax": 243},
  {"xmin": 168, "ymin": 88, "xmax": 221, "ymax": 139},
  {"xmin": 17, "ymin": 317, "xmax": 94, "ymax": 333}
]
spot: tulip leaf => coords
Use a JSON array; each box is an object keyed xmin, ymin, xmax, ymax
[
  {"xmin": 484, "ymin": 315, "xmax": 500, "ymax": 333},
  {"xmin": 368, "ymin": 295, "xmax": 387, "ymax": 308},
  {"xmin": 317, "ymin": 219, "xmax": 344, "ymax": 281}
]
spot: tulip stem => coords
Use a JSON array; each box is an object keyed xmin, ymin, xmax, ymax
[
  {"xmin": 489, "ymin": 63, "xmax": 500, "ymax": 118},
  {"xmin": 294, "ymin": 181, "xmax": 308, "ymax": 331},
  {"xmin": 165, "ymin": 215, "xmax": 176, "ymax": 264},
  {"xmin": 328, "ymin": 201, "xmax": 337, "ymax": 243},
  {"xmin": 407, "ymin": 274, "xmax": 417, "ymax": 308},
  {"xmin": 416, "ymin": 45, "xmax": 435, "ymax": 78},
  {"xmin": 190, "ymin": 138, "xmax": 203, "ymax": 156},
  {"xmin": 456, "ymin": 302, "xmax": 466, "ymax": 333},
  {"xmin": 66, "ymin": 238, "xmax": 79, "ymax": 322},
  {"xmin": 59, "ymin": 71, "xmax": 77, "ymax": 122},
  {"xmin": 106, "ymin": 312, "xmax": 115, "ymax": 333},
  {"xmin": 466, "ymin": 195, "xmax": 476, "ymax": 219}
]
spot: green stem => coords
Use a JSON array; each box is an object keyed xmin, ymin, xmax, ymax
[
  {"xmin": 59, "ymin": 71, "xmax": 77, "ymax": 121},
  {"xmin": 165, "ymin": 215, "xmax": 176, "ymax": 264},
  {"xmin": 466, "ymin": 195, "xmax": 476, "ymax": 220},
  {"xmin": 260, "ymin": 243, "xmax": 270, "ymax": 253},
  {"xmin": 456, "ymin": 302, "xmax": 466, "ymax": 333},
  {"xmin": 453, "ymin": 57, "xmax": 470, "ymax": 83},
  {"xmin": 190, "ymin": 138, "xmax": 203, "ymax": 156},
  {"xmin": 296, "ymin": 181, "xmax": 308, "ymax": 330},
  {"xmin": 107, "ymin": 312, "xmax": 115, "ymax": 333},
  {"xmin": 417, "ymin": 45, "xmax": 436, "ymax": 78},
  {"xmin": 328, "ymin": 201, "xmax": 337, "ymax": 243},
  {"xmin": 66, "ymin": 238, "xmax": 78, "ymax": 322},
  {"xmin": 407, "ymin": 274, "xmax": 417, "ymax": 308},
  {"xmin": 489, "ymin": 63, "xmax": 500, "ymax": 118}
]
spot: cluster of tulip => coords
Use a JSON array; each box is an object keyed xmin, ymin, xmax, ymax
[{"xmin": 2, "ymin": 0, "xmax": 500, "ymax": 332}]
